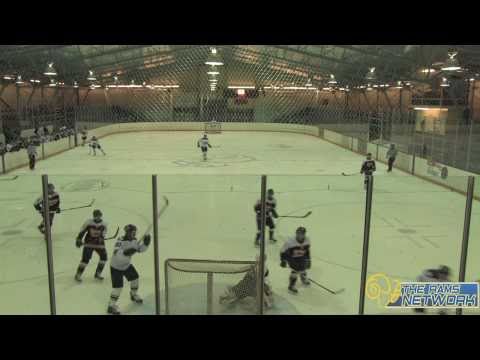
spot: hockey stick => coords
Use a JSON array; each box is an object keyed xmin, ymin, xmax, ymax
[
  {"xmin": 142, "ymin": 196, "xmax": 169, "ymax": 237},
  {"xmin": 341, "ymin": 172, "xmax": 358, "ymax": 176},
  {"xmin": 104, "ymin": 226, "xmax": 120, "ymax": 240},
  {"xmin": 0, "ymin": 175, "xmax": 19, "ymax": 181},
  {"xmin": 61, "ymin": 199, "xmax": 96, "ymax": 212},
  {"xmin": 309, "ymin": 278, "xmax": 345, "ymax": 295},
  {"xmin": 278, "ymin": 211, "xmax": 312, "ymax": 219}
]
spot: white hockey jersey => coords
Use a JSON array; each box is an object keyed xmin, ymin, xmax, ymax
[
  {"xmin": 197, "ymin": 138, "xmax": 211, "ymax": 148},
  {"xmin": 110, "ymin": 237, "xmax": 148, "ymax": 271}
]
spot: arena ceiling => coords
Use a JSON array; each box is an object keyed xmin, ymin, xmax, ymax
[{"xmin": 0, "ymin": 45, "xmax": 479, "ymax": 90}]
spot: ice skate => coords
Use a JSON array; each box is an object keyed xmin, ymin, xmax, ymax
[
  {"xmin": 107, "ymin": 305, "xmax": 120, "ymax": 315},
  {"xmin": 130, "ymin": 292, "xmax": 143, "ymax": 304},
  {"xmin": 94, "ymin": 273, "xmax": 104, "ymax": 281}
]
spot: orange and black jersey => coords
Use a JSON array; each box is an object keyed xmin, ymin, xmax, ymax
[
  {"xmin": 77, "ymin": 219, "xmax": 108, "ymax": 248},
  {"xmin": 361, "ymin": 160, "xmax": 376, "ymax": 176},
  {"xmin": 254, "ymin": 198, "xmax": 278, "ymax": 219},
  {"xmin": 34, "ymin": 192, "xmax": 60, "ymax": 212},
  {"xmin": 280, "ymin": 236, "xmax": 311, "ymax": 262}
]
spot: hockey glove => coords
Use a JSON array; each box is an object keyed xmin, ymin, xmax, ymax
[
  {"xmin": 123, "ymin": 248, "xmax": 137, "ymax": 256},
  {"xmin": 305, "ymin": 258, "xmax": 311, "ymax": 269},
  {"xmin": 143, "ymin": 234, "xmax": 151, "ymax": 246},
  {"xmin": 34, "ymin": 204, "xmax": 42, "ymax": 212},
  {"xmin": 56, "ymin": 208, "xmax": 61, "ymax": 213},
  {"xmin": 280, "ymin": 260, "xmax": 287, "ymax": 268},
  {"xmin": 75, "ymin": 238, "xmax": 83, "ymax": 248}
]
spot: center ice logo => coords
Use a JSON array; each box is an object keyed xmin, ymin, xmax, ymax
[
  {"xmin": 173, "ymin": 154, "xmax": 256, "ymax": 168},
  {"xmin": 61, "ymin": 179, "xmax": 110, "ymax": 192}
]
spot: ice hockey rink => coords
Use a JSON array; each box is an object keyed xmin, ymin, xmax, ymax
[{"xmin": 1, "ymin": 130, "xmax": 479, "ymax": 315}]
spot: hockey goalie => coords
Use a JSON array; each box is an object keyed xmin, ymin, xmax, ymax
[{"xmin": 219, "ymin": 255, "xmax": 273, "ymax": 309}]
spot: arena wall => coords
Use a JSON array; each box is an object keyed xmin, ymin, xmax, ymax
[{"xmin": 1, "ymin": 122, "xmax": 477, "ymax": 200}]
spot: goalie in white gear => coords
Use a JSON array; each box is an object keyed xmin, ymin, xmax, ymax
[
  {"xmin": 197, "ymin": 134, "xmax": 212, "ymax": 161},
  {"xmin": 219, "ymin": 255, "xmax": 273, "ymax": 309}
]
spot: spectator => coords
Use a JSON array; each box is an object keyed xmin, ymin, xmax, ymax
[
  {"xmin": 386, "ymin": 144, "xmax": 398, "ymax": 172},
  {"xmin": 43, "ymin": 126, "xmax": 49, "ymax": 136}
]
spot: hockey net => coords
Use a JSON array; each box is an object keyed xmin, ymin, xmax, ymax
[
  {"xmin": 204, "ymin": 121, "xmax": 222, "ymax": 134},
  {"xmin": 165, "ymin": 258, "xmax": 261, "ymax": 315}
]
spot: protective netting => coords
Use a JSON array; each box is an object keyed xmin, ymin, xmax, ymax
[
  {"xmin": 1, "ymin": 45, "xmax": 479, "ymax": 174},
  {"xmin": 165, "ymin": 259, "xmax": 261, "ymax": 315}
]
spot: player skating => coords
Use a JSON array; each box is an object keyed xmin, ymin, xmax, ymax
[
  {"xmin": 254, "ymin": 188, "xmax": 278, "ymax": 246},
  {"xmin": 280, "ymin": 227, "xmax": 311, "ymax": 294},
  {"xmin": 33, "ymin": 183, "xmax": 61, "ymax": 234},
  {"xmin": 89, "ymin": 136, "xmax": 106, "ymax": 156},
  {"xmin": 107, "ymin": 224, "xmax": 151, "ymax": 315},
  {"xmin": 360, "ymin": 153, "xmax": 376, "ymax": 190},
  {"xmin": 414, "ymin": 265, "xmax": 451, "ymax": 315},
  {"xmin": 219, "ymin": 255, "xmax": 273, "ymax": 309},
  {"xmin": 74, "ymin": 209, "xmax": 108, "ymax": 282},
  {"xmin": 27, "ymin": 141, "xmax": 38, "ymax": 170},
  {"xmin": 81, "ymin": 127, "xmax": 88, "ymax": 146},
  {"xmin": 197, "ymin": 134, "xmax": 212, "ymax": 161}
]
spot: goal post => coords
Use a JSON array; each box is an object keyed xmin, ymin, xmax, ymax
[
  {"xmin": 204, "ymin": 121, "xmax": 222, "ymax": 134},
  {"xmin": 164, "ymin": 258, "xmax": 261, "ymax": 315}
]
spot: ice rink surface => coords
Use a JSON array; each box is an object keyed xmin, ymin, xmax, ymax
[{"xmin": 1, "ymin": 131, "xmax": 479, "ymax": 315}]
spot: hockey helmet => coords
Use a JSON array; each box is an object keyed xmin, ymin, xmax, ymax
[
  {"xmin": 267, "ymin": 189, "xmax": 274, "ymax": 197},
  {"xmin": 93, "ymin": 209, "xmax": 103, "ymax": 219},
  {"xmin": 296, "ymin": 227, "xmax": 307, "ymax": 242},
  {"xmin": 296, "ymin": 226, "xmax": 306, "ymax": 234},
  {"xmin": 438, "ymin": 265, "xmax": 451, "ymax": 277},
  {"xmin": 47, "ymin": 183, "xmax": 55, "ymax": 191},
  {"xmin": 124, "ymin": 224, "xmax": 137, "ymax": 234}
]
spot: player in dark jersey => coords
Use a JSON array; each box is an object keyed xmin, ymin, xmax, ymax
[
  {"xmin": 81, "ymin": 127, "xmax": 88, "ymax": 146},
  {"xmin": 280, "ymin": 227, "xmax": 311, "ymax": 294},
  {"xmin": 360, "ymin": 153, "xmax": 376, "ymax": 190},
  {"xmin": 254, "ymin": 188, "xmax": 278, "ymax": 246},
  {"xmin": 75, "ymin": 209, "xmax": 109, "ymax": 282},
  {"xmin": 33, "ymin": 183, "xmax": 61, "ymax": 234}
]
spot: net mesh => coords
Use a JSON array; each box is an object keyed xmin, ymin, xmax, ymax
[{"xmin": 165, "ymin": 259, "xmax": 260, "ymax": 315}]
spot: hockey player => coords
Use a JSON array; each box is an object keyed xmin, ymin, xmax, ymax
[
  {"xmin": 254, "ymin": 188, "xmax": 278, "ymax": 246},
  {"xmin": 197, "ymin": 134, "xmax": 212, "ymax": 161},
  {"xmin": 414, "ymin": 265, "xmax": 451, "ymax": 315},
  {"xmin": 360, "ymin": 153, "xmax": 376, "ymax": 190},
  {"xmin": 219, "ymin": 255, "xmax": 273, "ymax": 309},
  {"xmin": 280, "ymin": 227, "xmax": 311, "ymax": 294},
  {"xmin": 81, "ymin": 127, "xmax": 88, "ymax": 146},
  {"xmin": 33, "ymin": 183, "xmax": 61, "ymax": 234},
  {"xmin": 27, "ymin": 142, "xmax": 38, "ymax": 170},
  {"xmin": 74, "ymin": 209, "xmax": 108, "ymax": 282},
  {"xmin": 107, "ymin": 224, "xmax": 151, "ymax": 315},
  {"xmin": 89, "ymin": 136, "xmax": 106, "ymax": 156}
]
